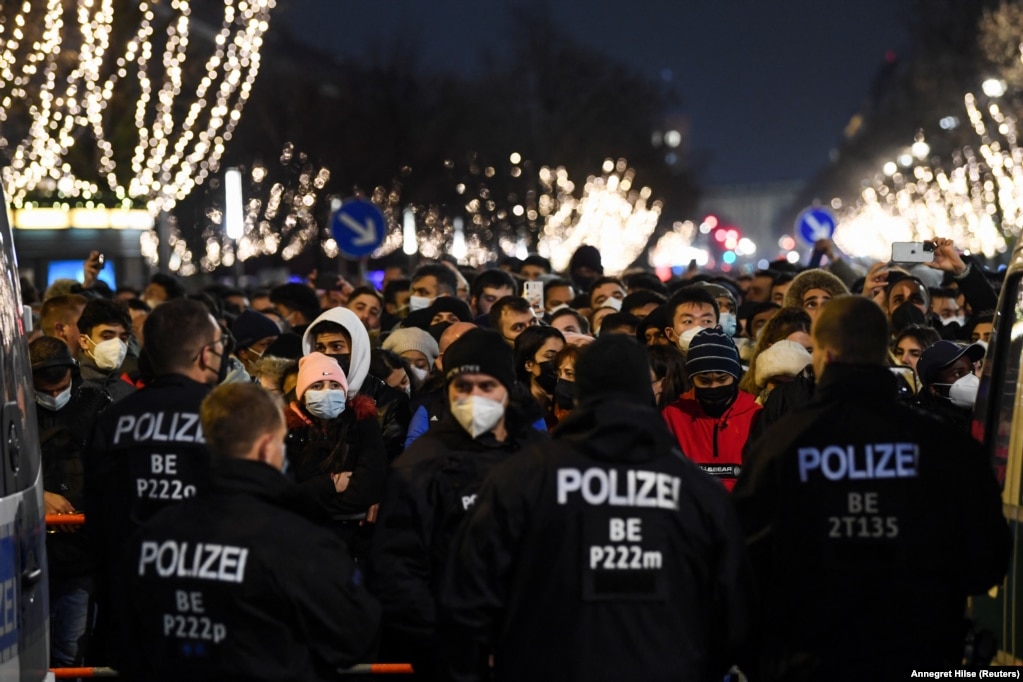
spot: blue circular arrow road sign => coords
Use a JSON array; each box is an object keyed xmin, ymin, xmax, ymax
[
  {"xmin": 331, "ymin": 199, "xmax": 386, "ymax": 258},
  {"xmin": 795, "ymin": 207, "xmax": 836, "ymax": 246}
]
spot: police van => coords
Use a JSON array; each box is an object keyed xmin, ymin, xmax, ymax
[
  {"xmin": 0, "ymin": 179, "xmax": 51, "ymax": 679},
  {"xmin": 971, "ymin": 241, "xmax": 1023, "ymax": 664}
]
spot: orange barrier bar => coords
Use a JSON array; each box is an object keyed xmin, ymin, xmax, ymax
[
  {"xmin": 341, "ymin": 663, "xmax": 414, "ymax": 674},
  {"xmin": 45, "ymin": 513, "xmax": 85, "ymax": 526},
  {"xmin": 51, "ymin": 667, "xmax": 118, "ymax": 678},
  {"xmin": 52, "ymin": 663, "xmax": 413, "ymax": 677}
]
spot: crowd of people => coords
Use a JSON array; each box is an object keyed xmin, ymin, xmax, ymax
[{"xmin": 24, "ymin": 237, "xmax": 1010, "ymax": 680}]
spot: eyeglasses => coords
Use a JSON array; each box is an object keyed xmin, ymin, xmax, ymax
[{"xmin": 195, "ymin": 332, "xmax": 235, "ymax": 361}]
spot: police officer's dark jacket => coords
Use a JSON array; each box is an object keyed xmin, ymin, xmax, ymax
[
  {"xmin": 440, "ymin": 395, "xmax": 753, "ymax": 682},
  {"xmin": 85, "ymin": 373, "xmax": 213, "ymax": 566},
  {"xmin": 370, "ymin": 403, "xmax": 547, "ymax": 674},
  {"xmin": 119, "ymin": 457, "xmax": 381, "ymax": 681},
  {"xmin": 734, "ymin": 363, "xmax": 1010, "ymax": 682}
]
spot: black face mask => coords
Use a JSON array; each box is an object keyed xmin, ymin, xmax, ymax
[
  {"xmin": 553, "ymin": 378, "xmax": 576, "ymax": 410},
  {"xmin": 575, "ymin": 276, "xmax": 597, "ymax": 293},
  {"xmin": 694, "ymin": 383, "xmax": 738, "ymax": 418},
  {"xmin": 205, "ymin": 333, "xmax": 234, "ymax": 385},
  {"xmin": 327, "ymin": 353, "xmax": 352, "ymax": 377},
  {"xmin": 891, "ymin": 301, "xmax": 926, "ymax": 333},
  {"xmin": 534, "ymin": 360, "xmax": 559, "ymax": 394}
]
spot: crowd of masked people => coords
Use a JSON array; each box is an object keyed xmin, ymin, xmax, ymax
[{"xmin": 23, "ymin": 236, "xmax": 1010, "ymax": 680}]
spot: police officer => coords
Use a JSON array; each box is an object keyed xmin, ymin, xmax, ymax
[
  {"xmin": 440, "ymin": 334, "xmax": 753, "ymax": 681},
  {"xmin": 85, "ymin": 298, "xmax": 229, "ymax": 660},
  {"xmin": 734, "ymin": 295, "xmax": 1009, "ymax": 680},
  {"xmin": 371, "ymin": 328, "xmax": 548, "ymax": 677},
  {"xmin": 119, "ymin": 382, "xmax": 380, "ymax": 680}
]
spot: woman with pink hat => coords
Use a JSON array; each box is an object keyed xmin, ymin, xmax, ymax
[{"xmin": 285, "ymin": 352, "xmax": 386, "ymax": 559}]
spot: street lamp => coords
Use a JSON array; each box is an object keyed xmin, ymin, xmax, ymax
[{"xmin": 224, "ymin": 168, "xmax": 244, "ymax": 240}]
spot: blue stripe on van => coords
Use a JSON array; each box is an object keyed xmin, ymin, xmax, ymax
[{"xmin": 0, "ymin": 533, "xmax": 17, "ymax": 661}]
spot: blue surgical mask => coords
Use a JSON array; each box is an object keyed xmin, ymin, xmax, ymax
[
  {"xmin": 409, "ymin": 295, "xmax": 433, "ymax": 312},
  {"xmin": 719, "ymin": 312, "xmax": 737, "ymax": 337},
  {"xmin": 305, "ymin": 389, "xmax": 347, "ymax": 420},
  {"xmin": 35, "ymin": 386, "xmax": 71, "ymax": 412}
]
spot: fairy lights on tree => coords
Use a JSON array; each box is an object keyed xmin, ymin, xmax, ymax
[
  {"xmin": 537, "ymin": 158, "xmax": 662, "ymax": 274},
  {"xmin": 834, "ymin": 95, "xmax": 1022, "ymax": 262},
  {"xmin": 833, "ymin": 3, "xmax": 1023, "ymax": 263},
  {"xmin": 0, "ymin": 0, "xmax": 274, "ymax": 213},
  {"xmin": 359, "ymin": 156, "xmax": 662, "ymax": 273}
]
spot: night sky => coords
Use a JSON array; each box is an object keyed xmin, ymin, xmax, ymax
[{"xmin": 280, "ymin": 0, "xmax": 909, "ymax": 186}]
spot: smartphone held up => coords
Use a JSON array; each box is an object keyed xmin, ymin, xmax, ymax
[{"xmin": 891, "ymin": 241, "xmax": 935, "ymax": 264}]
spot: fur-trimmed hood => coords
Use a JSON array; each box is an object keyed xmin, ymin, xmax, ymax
[{"xmin": 783, "ymin": 268, "xmax": 850, "ymax": 309}]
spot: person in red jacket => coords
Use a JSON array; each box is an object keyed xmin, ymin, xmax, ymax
[{"xmin": 663, "ymin": 327, "xmax": 760, "ymax": 490}]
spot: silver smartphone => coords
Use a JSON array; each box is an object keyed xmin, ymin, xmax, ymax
[
  {"xmin": 523, "ymin": 280, "xmax": 544, "ymax": 315},
  {"xmin": 891, "ymin": 241, "xmax": 935, "ymax": 263}
]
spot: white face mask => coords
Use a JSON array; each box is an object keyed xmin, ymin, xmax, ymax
[
  {"xmin": 719, "ymin": 312, "xmax": 737, "ymax": 337},
  {"xmin": 409, "ymin": 365, "xmax": 429, "ymax": 384},
  {"xmin": 143, "ymin": 298, "xmax": 162, "ymax": 311},
  {"xmin": 305, "ymin": 389, "xmax": 347, "ymax": 420},
  {"xmin": 409, "ymin": 295, "xmax": 433, "ymax": 312},
  {"xmin": 36, "ymin": 386, "xmax": 71, "ymax": 412},
  {"xmin": 941, "ymin": 316, "xmax": 966, "ymax": 328},
  {"xmin": 548, "ymin": 303, "xmax": 570, "ymax": 314},
  {"xmin": 948, "ymin": 372, "xmax": 980, "ymax": 409},
  {"xmin": 602, "ymin": 297, "xmax": 623, "ymax": 312},
  {"xmin": 450, "ymin": 395, "xmax": 505, "ymax": 439},
  {"xmin": 677, "ymin": 326, "xmax": 704, "ymax": 352},
  {"xmin": 90, "ymin": 338, "xmax": 128, "ymax": 371}
]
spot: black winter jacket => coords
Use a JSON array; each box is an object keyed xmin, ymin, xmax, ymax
[
  {"xmin": 439, "ymin": 395, "xmax": 753, "ymax": 682},
  {"xmin": 734, "ymin": 363, "xmax": 1009, "ymax": 682},
  {"xmin": 84, "ymin": 374, "xmax": 213, "ymax": 565},
  {"xmin": 370, "ymin": 406, "xmax": 548, "ymax": 676},
  {"xmin": 119, "ymin": 458, "xmax": 380, "ymax": 681},
  {"xmin": 284, "ymin": 395, "xmax": 388, "ymax": 521},
  {"xmin": 39, "ymin": 379, "xmax": 111, "ymax": 578}
]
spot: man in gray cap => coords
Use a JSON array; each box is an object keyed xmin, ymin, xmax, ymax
[{"xmin": 440, "ymin": 334, "xmax": 752, "ymax": 681}]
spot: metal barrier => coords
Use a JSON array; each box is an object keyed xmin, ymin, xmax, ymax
[
  {"xmin": 51, "ymin": 668, "xmax": 118, "ymax": 678},
  {"xmin": 51, "ymin": 664, "xmax": 415, "ymax": 677},
  {"xmin": 45, "ymin": 513, "xmax": 85, "ymax": 526},
  {"xmin": 340, "ymin": 664, "xmax": 414, "ymax": 674}
]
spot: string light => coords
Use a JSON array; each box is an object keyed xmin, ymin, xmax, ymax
[
  {"xmin": 649, "ymin": 220, "xmax": 710, "ymax": 270},
  {"xmin": 834, "ymin": 92, "xmax": 1019, "ymax": 261},
  {"xmin": 0, "ymin": 0, "xmax": 274, "ymax": 214},
  {"xmin": 537, "ymin": 159, "xmax": 662, "ymax": 274}
]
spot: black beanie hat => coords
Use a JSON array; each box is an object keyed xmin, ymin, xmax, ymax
[
  {"xmin": 575, "ymin": 334, "xmax": 653, "ymax": 404},
  {"xmin": 686, "ymin": 328, "xmax": 741, "ymax": 378},
  {"xmin": 427, "ymin": 296, "xmax": 473, "ymax": 322},
  {"xmin": 444, "ymin": 328, "xmax": 516, "ymax": 390},
  {"xmin": 231, "ymin": 309, "xmax": 280, "ymax": 349},
  {"xmin": 263, "ymin": 332, "xmax": 304, "ymax": 360},
  {"xmin": 403, "ymin": 296, "xmax": 474, "ymax": 332}
]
